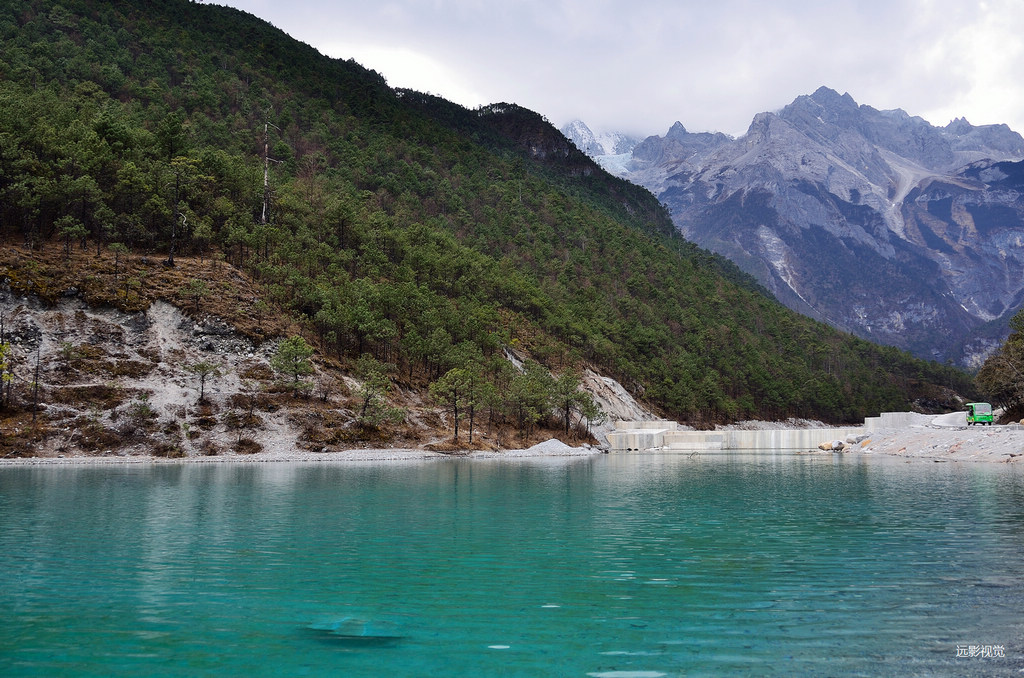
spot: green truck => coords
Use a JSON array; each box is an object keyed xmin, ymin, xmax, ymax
[{"xmin": 965, "ymin": 402, "xmax": 994, "ymax": 426}]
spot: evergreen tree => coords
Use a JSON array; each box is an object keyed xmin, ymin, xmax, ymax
[
  {"xmin": 270, "ymin": 335, "xmax": 314, "ymax": 392},
  {"xmin": 188, "ymin": 360, "xmax": 221, "ymax": 403},
  {"xmin": 354, "ymin": 354, "xmax": 402, "ymax": 427}
]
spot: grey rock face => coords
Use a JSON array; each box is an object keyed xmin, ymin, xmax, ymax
[
  {"xmin": 560, "ymin": 120, "xmax": 642, "ymax": 160},
  {"xmin": 618, "ymin": 87, "xmax": 1024, "ymax": 366},
  {"xmin": 561, "ymin": 119, "xmax": 605, "ymax": 156}
]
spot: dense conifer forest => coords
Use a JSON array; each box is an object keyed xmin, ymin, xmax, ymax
[{"xmin": 0, "ymin": 0, "xmax": 974, "ymax": 431}]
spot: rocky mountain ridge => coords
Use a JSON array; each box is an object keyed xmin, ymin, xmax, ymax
[
  {"xmin": 560, "ymin": 119, "xmax": 642, "ymax": 156},
  {"xmin": 559, "ymin": 119, "xmax": 643, "ymax": 174},
  {"xmin": 577, "ymin": 87, "xmax": 1024, "ymax": 365}
]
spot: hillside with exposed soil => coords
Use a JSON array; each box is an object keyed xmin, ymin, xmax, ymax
[{"xmin": 1, "ymin": 244, "xmax": 616, "ymax": 460}]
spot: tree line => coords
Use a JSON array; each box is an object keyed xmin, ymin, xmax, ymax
[
  {"xmin": 976, "ymin": 310, "xmax": 1024, "ymax": 420},
  {"xmin": 0, "ymin": 0, "xmax": 977, "ymax": 429}
]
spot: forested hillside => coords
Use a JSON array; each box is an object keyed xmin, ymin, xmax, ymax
[
  {"xmin": 977, "ymin": 309, "xmax": 1024, "ymax": 422},
  {"xmin": 0, "ymin": 0, "xmax": 973, "ymax": 431}
]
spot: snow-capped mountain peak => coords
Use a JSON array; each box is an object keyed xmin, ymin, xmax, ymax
[
  {"xmin": 560, "ymin": 120, "xmax": 641, "ymax": 157},
  {"xmin": 615, "ymin": 87, "xmax": 1024, "ymax": 366}
]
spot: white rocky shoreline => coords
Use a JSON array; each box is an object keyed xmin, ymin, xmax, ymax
[
  {"xmin": 0, "ymin": 438, "xmax": 603, "ymax": 466},
  {"xmin": 3, "ymin": 418, "xmax": 1023, "ymax": 466},
  {"xmin": 818, "ymin": 410, "xmax": 1023, "ymax": 464},
  {"xmin": 3, "ymin": 292, "xmax": 1015, "ymax": 469},
  {"xmin": 853, "ymin": 423, "xmax": 1024, "ymax": 464}
]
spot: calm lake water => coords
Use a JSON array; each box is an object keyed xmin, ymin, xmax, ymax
[{"xmin": 1, "ymin": 453, "xmax": 1022, "ymax": 677}]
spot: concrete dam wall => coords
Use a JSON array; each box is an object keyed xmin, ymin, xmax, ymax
[{"xmin": 607, "ymin": 413, "xmax": 929, "ymax": 452}]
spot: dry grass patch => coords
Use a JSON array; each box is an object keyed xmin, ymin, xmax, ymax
[
  {"xmin": 239, "ymin": 362, "xmax": 274, "ymax": 381},
  {"xmin": 0, "ymin": 241, "xmax": 295, "ymax": 340},
  {"xmin": 50, "ymin": 384, "xmax": 133, "ymax": 410},
  {"xmin": 193, "ymin": 416, "xmax": 218, "ymax": 430},
  {"xmin": 153, "ymin": 442, "xmax": 186, "ymax": 458},
  {"xmin": 296, "ymin": 408, "xmax": 358, "ymax": 448},
  {"xmin": 106, "ymin": 359, "xmax": 156, "ymax": 378},
  {"xmin": 199, "ymin": 439, "xmax": 221, "ymax": 456},
  {"xmin": 234, "ymin": 437, "xmax": 262, "ymax": 454},
  {"xmin": 0, "ymin": 411, "xmax": 54, "ymax": 458},
  {"xmin": 66, "ymin": 415, "xmax": 124, "ymax": 452}
]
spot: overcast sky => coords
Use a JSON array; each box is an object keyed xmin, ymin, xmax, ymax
[{"xmin": 214, "ymin": 0, "xmax": 1024, "ymax": 139}]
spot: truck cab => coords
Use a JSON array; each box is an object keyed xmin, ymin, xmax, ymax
[{"xmin": 965, "ymin": 402, "xmax": 994, "ymax": 426}]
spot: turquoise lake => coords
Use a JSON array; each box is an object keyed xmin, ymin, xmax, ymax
[{"xmin": 1, "ymin": 453, "xmax": 1022, "ymax": 677}]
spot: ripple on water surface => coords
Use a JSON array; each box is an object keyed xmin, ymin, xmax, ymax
[{"xmin": 0, "ymin": 454, "xmax": 1022, "ymax": 676}]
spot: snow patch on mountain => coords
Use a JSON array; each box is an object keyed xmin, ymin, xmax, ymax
[
  {"xmin": 612, "ymin": 87, "xmax": 1024, "ymax": 366},
  {"xmin": 560, "ymin": 119, "xmax": 640, "ymax": 175},
  {"xmin": 594, "ymin": 152, "xmax": 633, "ymax": 176}
]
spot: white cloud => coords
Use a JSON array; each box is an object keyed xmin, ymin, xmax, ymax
[
  {"xmin": 218, "ymin": 0, "xmax": 1024, "ymax": 138},
  {"xmin": 913, "ymin": 0, "xmax": 1024, "ymax": 129},
  {"xmin": 319, "ymin": 42, "xmax": 488, "ymax": 109}
]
